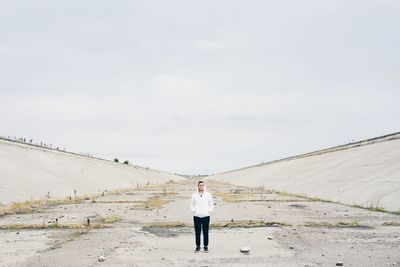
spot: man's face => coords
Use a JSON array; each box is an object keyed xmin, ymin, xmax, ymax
[{"xmin": 198, "ymin": 183, "xmax": 204, "ymax": 192}]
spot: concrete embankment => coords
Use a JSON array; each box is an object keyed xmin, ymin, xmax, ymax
[
  {"xmin": 0, "ymin": 138, "xmax": 183, "ymax": 205},
  {"xmin": 210, "ymin": 132, "xmax": 400, "ymax": 212}
]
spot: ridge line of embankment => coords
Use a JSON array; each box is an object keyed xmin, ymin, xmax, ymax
[
  {"xmin": 0, "ymin": 136, "xmax": 113, "ymax": 163},
  {"xmin": 217, "ymin": 131, "xmax": 400, "ymax": 175}
]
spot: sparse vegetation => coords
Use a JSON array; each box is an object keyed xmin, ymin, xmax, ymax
[
  {"xmin": 0, "ymin": 223, "xmax": 108, "ymax": 230},
  {"xmin": 0, "ymin": 194, "xmax": 100, "ymax": 216},
  {"xmin": 382, "ymin": 221, "xmax": 400, "ymax": 226},
  {"xmin": 100, "ymin": 216, "xmax": 122, "ymax": 224},
  {"xmin": 144, "ymin": 220, "xmax": 291, "ymax": 229},
  {"xmin": 302, "ymin": 221, "xmax": 370, "ymax": 228},
  {"xmin": 135, "ymin": 195, "xmax": 170, "ymax": 209}
]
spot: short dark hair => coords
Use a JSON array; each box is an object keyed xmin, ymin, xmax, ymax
[{"xmin": 198, "ymin": 181, "xmax": 204, "ymax": 185}]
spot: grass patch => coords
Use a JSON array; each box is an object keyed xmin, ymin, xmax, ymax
[
  {"xmin": 0, "ymin": 223, "xmax": 108, "ymax": 230},
  {"xmin": 0, "ymin": 195, "xmax": 97, "ymax": 216},
  {"xmin": 214, "ymin": 192, "xmax": 261, "ymax": 203},
  {"xmin": 100, "ymin": 216, "xmax": 122, "ymax": 224},
  {"xmin": 382, "ymin": 221, "xmax": 400, "ymax": 226},
  {"xmin": 93, "ymin": 200, "xmax": 143, "ymax": 204},
  {"xmin": 302, "ymin": 221, "xmax": 370, "ymax": 229},
  {"xmin": 144, "ymin": 220, "xmax": 291, "ymax": 229},
  {"xmin": 214, "ymin": 191, "xmax": 315, "ymax": 203},
  {"xmin": 135, "ymin": 195, "xmax": 170, "ymax": 209},
  {"xmin": 351, "ymin": 204, "xmax": 400, "ymax": 216},
  {"xmin": 211, "ymin": 220, "xmax": 292, "ymax": 228},
  {"xmin": 145, "ymin": 222, "xmax": 187, "ymax": 228}
]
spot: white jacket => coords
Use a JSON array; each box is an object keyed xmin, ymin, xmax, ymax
[{"xmin": 190, "ymin": 182, "xmax": 214, "ymax": 218}]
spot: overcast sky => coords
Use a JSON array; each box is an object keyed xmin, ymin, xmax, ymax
[{"xmin": 1, "ymin": 0, "xmax": 399, "ymax": 174}]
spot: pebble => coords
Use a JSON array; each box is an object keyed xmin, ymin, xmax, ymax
[
  {"xmin": 289, "ymin": 246, "xmax": 294, "ymax": 249},
  {"xmin": 98, "ymin": 256, "xmax": 105, "ymax": 262},
  {"xmin": 240, "ymin": 246, "xmax": 250, "ymax": 253},
  {"xmin": 336, "ymin": 262, "xmax": 343, "ymax": 266},
  {"xmin": 267, "ymin": 237, "xmax": 273, "ymax": 240}
]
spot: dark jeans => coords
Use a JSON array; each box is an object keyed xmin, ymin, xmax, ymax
[{"xmin": 193, "ymin": 216, "xmax": 210, "ymax": 247}]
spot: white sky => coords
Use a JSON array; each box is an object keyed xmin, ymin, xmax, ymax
[{"xmin": 1, "ymin": 0, "xmax": 399, "ymax": 174}]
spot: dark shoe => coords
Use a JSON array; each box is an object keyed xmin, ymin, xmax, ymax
[
  {"xmin": 195, "ymin": 247, "xmax": 201, "ymax": 253},
  {"xmin": 204, "ymin": 247, "xmax": 209, "ymax": 253}
]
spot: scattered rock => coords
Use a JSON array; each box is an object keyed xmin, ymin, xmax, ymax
[
  {"xmin": 98, "ymin": 255, "xmax": 105, "ymax": 262},
  {"xmin": 289, "ymin": 246, "xmax": 294, "ymax": 249},
  {"xmin": 336, "ymin": 262, "xmax": 343, "ymax": 266},
  {"xmin": 240, "ymin": 246, "xmax": 250, "ymax": 254},
  {"xmin": 267, "ymin": 237, "xmax": 273, "ymax": 240}
]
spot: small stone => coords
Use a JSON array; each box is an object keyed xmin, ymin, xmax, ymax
[
  {"xmin": 336, "ymin": 262, "xmax": 343, "ymax": 266},
  {"xmin": 16, "ymin": 232, "xmax": 19, "ymax": 235},
  {"xmin": 267, "ymin": 237, "xmax": 273, "ymax": 240},
  {"xmin": 289, "ymin": 246, "xmax": 294, "ymax": 249},
  {"xmin": 321, "ymin": 254, "xmax": 324, "ymax": 257},
  {"xmin": 240, "ymin": 246, "xmax": 250, "ymax": 253},
  {"xmin": 98, "ymin": 255, "xmax": 105, "ymax": 262}
]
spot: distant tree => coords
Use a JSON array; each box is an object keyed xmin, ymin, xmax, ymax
[{"xmin": 114, "ymin": 158, "xmax": 119, "ymax": 163}]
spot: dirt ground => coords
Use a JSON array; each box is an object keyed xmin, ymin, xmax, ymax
[{"xmin": 1, "ymin": 179, "xmax": 400, "ymax": 266}]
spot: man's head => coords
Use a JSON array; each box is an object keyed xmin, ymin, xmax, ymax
[{"xmin": 198, "ymin": 181, "xmax": 205, "ymax": 193}]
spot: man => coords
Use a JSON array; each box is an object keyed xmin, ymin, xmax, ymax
[{"xmin": 190, "ymin": 180, "xmax": 214, "ymax": 253}]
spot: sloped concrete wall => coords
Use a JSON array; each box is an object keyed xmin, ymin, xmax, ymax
[
  {"xmin": 0, "ymin": 139, "xmax": 184, "ymax": 205},
  {"xmin": 210, "ymin": 134, "xmax": 400, "ymax": 212}
]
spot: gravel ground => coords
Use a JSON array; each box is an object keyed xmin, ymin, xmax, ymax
[{"xmin": 1, "ymin": 179, "xmax": 400, "ymax": 266}]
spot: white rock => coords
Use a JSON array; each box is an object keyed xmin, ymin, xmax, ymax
[
  {"xmin": 98, "ymin": 255, "xmax": 106, "ymax": 262},
  {"xmin": 240, "ymin": 246, "xmax": 250, "ymax": 253}
]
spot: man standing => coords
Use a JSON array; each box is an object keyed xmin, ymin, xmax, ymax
[{"xmin": 190, "ymin": 180, "xmax": 214, "ymax": 253}]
